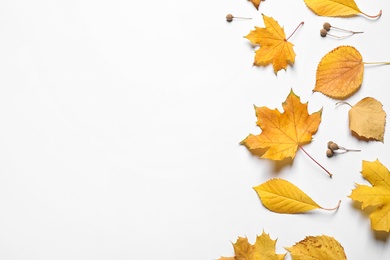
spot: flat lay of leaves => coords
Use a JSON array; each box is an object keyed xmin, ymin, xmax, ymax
[
  {"xmin": 349, "ymin": 160, "xmax": 390, "ymax": 232},
  {"xmin": 221, "ymin": 0, "xmax": 389, "ymax": 258},
  {"xmin": 254, "ymin": 179, "xmax": 341, "ymax": 214},
  {"xmin": 245, "ymin": 14, "xmax": 302, "ymax": 74}
]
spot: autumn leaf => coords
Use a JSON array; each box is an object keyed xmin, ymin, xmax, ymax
[
  {"xmin": 286, "ymin": 235, "xmax": 347, "ymax": 260},
  {"xmin": 248, "ymin": 0, "xmax": 263, "ymax": 10},
  {"xmin": 245, "ymin": 14, "xmax": 303, "ymax": 74},
  {"xmin": 314, "ymin": 46, "xmax": 390, "ymax": 99},
  {"xmin": 253, "ymin": 179, "xmax": 341, "ymax": 214},
  {"xmin": 220, "ymin": 231, "xmax": 286, "ymax": 260},
  {"xmin": 349, "ymin": 159, "xmax": 390, "ymax": 232},
  {"xmin": 337, "ymin": 97, "xmax": 386, "ymax": 142},
  {"xmin": 241, "ymin": 89, "xmax": 332, "ymax": 176},
  {"xmin": 304, "ymin": 0, "xmax": 382, "ymax": 18},
  {"xmin": 314, "ymin": 46, "xmax": 364, "ymax": 99}
]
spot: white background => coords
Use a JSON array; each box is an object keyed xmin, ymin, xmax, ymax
[{"xmin": 0, "ymin": 0, "xmax": 389, "ymax": 259}]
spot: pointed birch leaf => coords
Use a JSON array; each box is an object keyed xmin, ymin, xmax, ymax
[
  {"xmin": 349, "ymin": 159, "xmax": 390, "ymax": 232},
  {"xmin": 338, "ymin": 97, "xmax": 386, "ymax": 142},
  {"xmin": 304, "ymin": 0, "xmax": 382, "ymax": 18},
  {"xmin": 286, "ymin": 235, "xmax": 347, "ymax": 260},
  {"xmin": 314, "ymin": 46, "xmax": 364, "ymax": 100},
  {"xmin": 220, "ymin": 231, "xmax": 285, "ymax": 260},
  {"xmin": 253, "ymin": 179, "xmax": 341, "ymax": 214},
  {"xmin": 245, "ymin": 14, "xmax": 303, "ymax": 74}
]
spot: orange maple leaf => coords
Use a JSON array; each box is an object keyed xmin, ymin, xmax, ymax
[
  {"xmin": 245, "ymin": 14, "xmax": 303, "ymax": 74},
  {"xmin": 241, "ymin": 89, "xmax": 330, "ymax": 176},
  {"xmin": 248, "ymin": 0, "xmax": 263, "ymax": 10},
  {"xmin": 219, "ymin": 231, "xmax": 285, "ymax": 260}
]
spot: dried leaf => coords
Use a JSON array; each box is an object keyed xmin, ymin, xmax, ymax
[
  {"xmin": 348, "ymin": 97, "xmax": 386, "ymax": 142},
  {"xmin": 245, "ymin": 14, "xmax": 297, "ymax": 74},
  {"xmin": 254, "ymin": 179, "xmax": 340, "ymax": 214},
  {"xmin": 220, "ymin": 231, "xmax": 286, "ymax": 260},
  {"xmin": 349, "ymin": 159, "xmax": 390, "ymax": 232},
  {"xmin": 286, "ymin": 235, "xmax": 347, "ymax": 260},
  {"xmin": 304, "ymin": 0, "xmax": 381, "ymax": 18},
  {"xmin": 241, "ymin": 89, "xmax": 321, "ymax": 161},
  {"xmin": 248, "ymin": 0, "xmax": 262, "ymax": 10},
  {"xmin": 314, "ymin": 46, "xmax": 364, "ymax": 100}
]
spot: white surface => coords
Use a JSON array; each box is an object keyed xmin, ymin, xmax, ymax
[{"xmin": 0, "ymin": 0, "xmax": 389, "ymax": 259}]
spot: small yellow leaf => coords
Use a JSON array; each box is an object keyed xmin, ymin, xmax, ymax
[
  {"xmin": 304, "ymin": 0, "xmax": 381, "ymax": 18},
  {"xmin": 349, "ymin": 159, "xmax": 390, "ymax": 232},
  {"xmin": 245, "ymin": 14, "xmax": 298, "ymax": 74},
  {"xmin": 286, "ymin": 235, "xmax": 347, "ymax": 260},
  {"xmin": 314, "ymin": 46, "xmax": 364, "ymax": 100},
  {"xmin": 253, "ymin": 179, "xmax": 340, "ymax": 214},
  {"xmin": 348, "ymin": 97, "xmax": 386, "ymax": 142},
  {"xmin": 221, "ymin": 231, "xmax": 285, "ymax": 260}
]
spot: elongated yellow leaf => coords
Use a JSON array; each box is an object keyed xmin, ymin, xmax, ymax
[
  {"xmin": 304, "ymin": 0, "xmax": 381, "ymax": 18},
  {"xmin": 286, "ymin": 235, "xmax": 347, "ymax": 260},
  {"xmin": 349, "ymin": 97, "xmax": 386, "ymax": 142},
  {"xmin": 253, "ymin": 179, "xmax": 340, "ymax": 214},
  {"xmin": 314, "ymin": 46, "xmax": 364, "ymax": 100}
]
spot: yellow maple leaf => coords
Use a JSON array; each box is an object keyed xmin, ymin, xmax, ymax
[
  {"xmin": 254, "ymin": 179, "xmax": 340, "ymax": 214},
  {"xmin": 220, "ymin": 231, "xmax": 285, "ymax": 260},
  {"xmin": 286, "ymin": 235, "xmax": 347, "ymax": 259},
  {"xmin": 314, "ymin": 46, "xmax": 364, "ymax": 100},
  {"xmin": 304, "ymin": 0, "xmax": 381, "ymax": 18},
  {"xmin": 241, "ymin": 89, "xmax": 328, "ymax": 171},
  {"xmin": 349, "ymin": 159, "xmax": 390, "ymax": 232},
  {"xmin": 338, "ymin": 97, "xmax": 386, "ymax": 142},
  {"xmin": 245, "ymin": 14, "xmax": 302, "ymax": 74}
]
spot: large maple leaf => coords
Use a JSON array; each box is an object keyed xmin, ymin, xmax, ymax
[
  {"xmin": 245, "ymin": 14, "xmax": 300, "ymax": 74},
  {"xmin": 241, "ymin": 89, "xmax": 330, "ymax": 176},
  {"xmin": 219, "ymin": 231, "xmax": 285, "ymax": 260},
  {"xmin": 241, "ymin": 89, "xmax": 321, "ymax": 161},
  {"xmin": 349, "ymin": 159, "xmax": 390, "ymax": 232}
]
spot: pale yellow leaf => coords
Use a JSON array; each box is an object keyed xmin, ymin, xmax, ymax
[
  {"xmin": 348, "ymin": 97, "xmax": 386, "ymax": 142},
  {"xmin": 286, "ymin": 235, "xmax": 347, "ymax": 260}
]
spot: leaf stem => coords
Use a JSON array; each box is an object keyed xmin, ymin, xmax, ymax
[
  {"xmin": 360, "ymin": 9, "xmax": 382, "ymax": 19},
  {"xmin": 335, "ymin": 101, "xmax": 352, "ymax": 107},
  {"xmin": 363, "ymin": 61, "xmax": 390, "ymax": 65},
  {"xmin": 286, "ymin": 21, "xmax": 304, "ymax": 41},
  {"xmin": 299, "ymin": 145, "xmax": 332, "ymax": 178},
  {"xmin": 320, "ymin": 200, "xmax": 341, "ymax": 211}
]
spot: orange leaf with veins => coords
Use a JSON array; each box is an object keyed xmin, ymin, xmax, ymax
[
  {"xmin": 245, "ymin": 14, "xmax": 303, "ymax": 74},
  {"xmin": 241, "ymin": 89, "xmax": 331, "ymax": 176}
]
